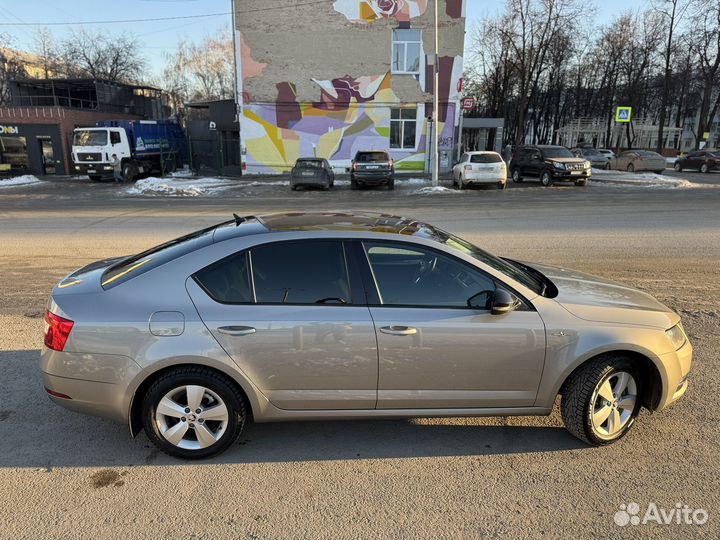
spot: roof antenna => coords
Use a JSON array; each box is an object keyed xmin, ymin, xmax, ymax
[{"xmin": 233, "ymin": 213, "xmax": 246, "ymax": 226}]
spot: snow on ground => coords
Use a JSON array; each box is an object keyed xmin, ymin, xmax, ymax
[
  {"xmin": 590, "ymin": 168, "xmax": 700, "ymax": 188},
  {"xmin": 126, "ymin": 176, "xmax": 235, "ymax": 197},
  {"xmin": 0, "ymin": 175, "xmax": 42, "ymax": 188},
  {"xmin": 413, "ymin": 186, "xmax": 460, "ymax": 194}
]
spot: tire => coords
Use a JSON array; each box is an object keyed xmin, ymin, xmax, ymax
[
  {"xmin": 497, "ymin": 182, "xmax": 506, "ymax": 190},
  {"xmin": 122, "ymin": 162, "xmax": 136, "ymax": 182},
  {"xmin": 700, "ymin": 163, "xmax": 709, "ymax": 174},
  {"xmin": 540, "ymin": 171, "xmax": 553, "ymax": 186},
  {"xmin": 575, "ymin": 179, "xmax": 587, "ymax": 186},
  {"xmin": 141, "ymin": 367, "xmax": 247, "ymax": 460},
  {"xmin": 89, "ymin": 175, "xmax": 102, "ymax": 182},
  {"xmin": 654, "ymin": 170, "xmax": 664, "ymax": 175},
  {"xmin": 290, "ymin": 185, "xmax": 298, "ymax": 191},
  {"xmin": 627, "ymin": 164, "xmax": 635, "ymax": 173},
  {"xmin": 387, "ymin": 179, "xmax": 395, "ymax": 190},
  {"xmin": 605, "ymin": 163, "xmax": 611, "ymax": 170},
  {"xmin": 674, "ymin": 162, "xmax": 682, "ymax": 172},
  {"xmin": 350, "ymin": 178, "xmax": 359, "ymax": 190},
  {"xmin": 511, "ymin": 168, "xmax": 523, "ymax": 183},
  {"xmin": 561, "ymin": 355, "xmax": 642, "ymax": 446}
]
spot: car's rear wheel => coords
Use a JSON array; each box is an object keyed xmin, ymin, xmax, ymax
[
  {"xmin": 674, "ymin": 162, "xmax": 682, "ymax": 172},
  {"xmin": 700, "ymin": 163, "xmax": 709, "ymax": 174},
  {"xmin": 605, "ymin": 162, "xmax": 611, "ymax": 170},
  {"xmin": 142, "ymin": 367, "xmax": 246, "ymax": 460},
  {"xmin": 122, "ymin": 162, "xmax": 136, "ymax": 182},
  {"xmin": 497, "ymin": 181, "xmax": 506, "ymax": 190},
  {"xmin": 540, "ymin": 171, "xmax": 553, "ymax": 186},
  {"xmin": 511, "ymin": 168, "xmax": 523, "ymax": 183},
  {"xmin": 561, "ymin": 356, "xmax": 642, "ymax": 446},
  {"xmin": 627, "ymin": 164, "xmax": 635, "ymax": 173},
  {"xmin": 350, "ymin": 178, "xmax": 359, "ymax": 190},
  {"xmin": 387, "ymin": 179, "xmax": 395, "ymax": 190}
]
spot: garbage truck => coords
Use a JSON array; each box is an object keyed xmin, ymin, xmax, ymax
[{"xmin": 72, "ymin": 120, "xmax": 187, "ymax": 181}]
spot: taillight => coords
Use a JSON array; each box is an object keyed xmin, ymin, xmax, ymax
[
  {"xmin": 43, "ymin": 310, "xmax": 74, "ymax": 351},
  {"xmin": 352, "ymin": 162, "xmax": 358, "ymax": 171},
  {"xmin": 464, "ymin": 164, "xmax": 472, "ymax": 171},
  {"xmin": 389, "ymin": 159, "xmax": 394, "ymax": 168}
]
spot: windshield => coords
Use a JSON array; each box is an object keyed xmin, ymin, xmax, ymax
[
  {"xmin": 73, "ymin": 130, "xmax": 108, "ymax": 147},
  {"xmin": 542, "ymin": 147, "xmax": 574, "ymax": 158},
  {"xmin": 433, "ymin": 229, "xmax": 546, "ymax": 295}
]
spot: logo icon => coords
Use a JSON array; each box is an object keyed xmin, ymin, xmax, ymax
[{"xmin": 614, "ymin": 502, "xmax": 641, "ymax": 526}]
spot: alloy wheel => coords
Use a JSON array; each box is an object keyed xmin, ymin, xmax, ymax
[
  {"xmin": 590, "ymin": 371, "xmax": 637, "ymax": 440},
  {"xmin": 154, "ymin": 385, "xmax": 229, "ymax": 450}
]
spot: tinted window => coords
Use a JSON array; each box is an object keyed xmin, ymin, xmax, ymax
[
  {"xmin": 364, "ymin": 242, "xmax": 496, "ymax": 308},
  {"xmin": 355, "ymin": 152, "xmax": 389, "ymax": 162},
  {"xmin": 193, "ymin": 251, "xmax": 252, "ymax": 303},
  {"xmin": 541, "ymin": 147, "xmax": 574, "ymax": 158},
  {"xmin": 110, "ymin": 131, "xmax": 121, "ymax": 145},
  {"xmin": 470, "ymin": 153, "xmax": 502, "ymax": 163},
  {"xmin": 251, "ymin": 241, "xmax": 351, "ymax": 304}
]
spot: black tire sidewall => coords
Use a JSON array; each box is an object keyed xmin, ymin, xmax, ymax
[
  {"xmin": 141, "ymin": 370, "xmax": 245, "ymax": 460},
  {"xmin": 582, "ymin": 361, "xmax": 642, "ymax": 446},
  {"xmin": 541, "ymin": 171, "xmax": 552, "ymax": 186}
]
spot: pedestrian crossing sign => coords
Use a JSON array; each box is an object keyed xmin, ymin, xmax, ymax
[{"xmin": 616, "ymin": 107, "xmax": 632, "ymax": 123}]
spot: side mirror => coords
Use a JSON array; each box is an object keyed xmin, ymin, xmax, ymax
[{"xmin": 490, "ymin": 288, "xmax": 519, "ymax": 315}]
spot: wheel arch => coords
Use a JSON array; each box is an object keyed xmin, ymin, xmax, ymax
[
  {"xmin": 127, "ymin": 359, "xmax": 259, "ymax": 437},
  {"xmin": 556, "ymin": 349, "xmax": 664, "ymax": 412}
]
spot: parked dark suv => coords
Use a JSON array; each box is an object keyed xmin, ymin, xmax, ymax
[
  {"xmin": 674, "ymin": 150, "xmax": 719, "ymax": 173},
  {"xmin": 511, "ymin": 145, "xmax": 591, "ymax": 186},
  {"xmin": 351, "ymin": 151, "xmax": 394, "ymax": 190}
]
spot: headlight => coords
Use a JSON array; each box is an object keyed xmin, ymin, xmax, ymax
[
  {"xmin": 551, "ymin": 162, "xmax": 566, "ymax": 169},
  {"xmin": 665, "ymin": 323, "xmax": 687, "ymax": 350},
  {"xmin": 584, "ymin": 161, "xmax": 591, "ymax": 169}
]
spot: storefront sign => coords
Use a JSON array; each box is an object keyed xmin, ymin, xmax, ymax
[{"xmin": 0, "ymin": 125, "xmax": 20, "ymax": 135}]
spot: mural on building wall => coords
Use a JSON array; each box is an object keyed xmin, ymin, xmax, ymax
[{"xmin": 332, "ymin": 0, "xmax": 428, "ymax": 23}]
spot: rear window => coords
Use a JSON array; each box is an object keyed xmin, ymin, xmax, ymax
[
  {"xmin": 355, "ymin": 152, "xmax": 389, "ymax": 162},
  {"xmin": 101, "ymin": 222, "xmax": 228, "ymax": 289},
  {"xmin": 637, "ymin": 151, "xmax": 662, "ymax": 158},
  {"xmin": 296, "ymin": 159, "xmax": 324, "ymax": 169},
  {"xmin": 193, "ymin": 251, "xmax": 252, "ymax": 303},
  {"xmin": 470, "ymin": 153, "xmax": 502, "ymax": 163}
]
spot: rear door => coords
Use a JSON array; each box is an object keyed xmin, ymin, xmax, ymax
[{"xmin": 187, "ymin": 239, "xmax": 378, "ymax": 410}]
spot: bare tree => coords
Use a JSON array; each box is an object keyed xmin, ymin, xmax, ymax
[
  {"xmin": 32, "ymin": 27, "xmax": 60, "ymax": 79},
  {"xmin": 59, "ymin": 28, "xmax": 146, "ymax": 83},
  {"xmin": 688, "ymin": 0, "xmax": 720, "ymax": 148},
  {"xmin": 0, "ymin": 35, "xmax": 28, "ymax": 106}
]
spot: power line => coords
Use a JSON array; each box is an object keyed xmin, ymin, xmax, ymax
[{"xmin": 0, "ymin": 1, "xmax": 334, "ymax": 26}]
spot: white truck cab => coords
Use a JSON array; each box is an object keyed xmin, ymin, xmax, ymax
[{"xmin": 72, "ymin": 127, "xmax": 131, "ymax": 181}]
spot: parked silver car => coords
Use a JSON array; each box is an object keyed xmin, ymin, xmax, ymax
[
  {"xmin": 609, "ymin": 150, "xmax": 666, "ymax": 173},
  {"xmin": 41, "ymin": 212, "xmax": 692, "ymax": 459}
]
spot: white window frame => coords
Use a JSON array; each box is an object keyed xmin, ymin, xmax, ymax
[
  {"xmin": 392, "ymin": 29, "xmax": 422, "ymax": 75},
  {"xmin": 390, "ymin": 107, "xmax": 418, "ymax": 150}
]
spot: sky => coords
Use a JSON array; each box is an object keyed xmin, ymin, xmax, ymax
[{"xmin": 2, "ymin": 0, "xmax": 648, "ymax": 80}]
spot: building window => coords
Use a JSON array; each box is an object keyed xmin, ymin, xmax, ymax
[
  {"xmin": 392, "ymin": 29, "xmax": 422, "ymax": 74},
  {"xmin": 390, "ymin": 107, "xmax": 417, "ymax": 149}
]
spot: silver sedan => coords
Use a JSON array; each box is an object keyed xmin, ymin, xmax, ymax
[{"xmin": 41, "ymin": 212, "xmax": 692, "ymax": 459}]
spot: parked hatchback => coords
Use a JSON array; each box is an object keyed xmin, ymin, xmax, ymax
[
  {"xmin": 351, "ymin": 151, "xmax": 394, "ymax": 190},
  {"xmin": 674, "ymin": 150, "xmax": 719, "ymax": 173},
  {"xmin": 452, "ymin": 151, "xmax": 507, "ymax": 189},
  {"xmin": 41, "ymin": 212, "xmax": 692, "ymax": 459},
  {"xmin": 511, "ymin": 145, "xmax": 591, "ymax": 186},
  {"xmin": 290, "ymin": 158, "xmax": 334, "ymax": 190}
]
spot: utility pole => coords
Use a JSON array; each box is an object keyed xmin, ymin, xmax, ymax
[
  {"xmin": 231, "ymin": 0, "xmax": 244, "ymax": 175},
  {"xmin": 432, "ymin": 0, "xmax": 439, "ymax": 187}
]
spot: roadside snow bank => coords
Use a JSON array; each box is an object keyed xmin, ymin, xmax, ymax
[
  {"xmin": 126, "ymin": 176, "xmax": 234, "ymax": 196},
  {"xmin": 0, "ymin": 175, "xmax": 41, "ymax": 188},
  {"xmin": 413, "ymin": 186, "xmax": 460, "ymax": 194},
  {"xmin": 590, "ymin": 169, "xmax": 699, "ymax": 188}
]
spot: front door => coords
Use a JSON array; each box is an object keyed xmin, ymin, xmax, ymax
[
  {"xmin": 361, "ymin": 241, "xmax": 546, "ymax": 409},
  {"xmin": 38, "ymin": 137, "xmax": 55, "ymax": 174},
  {"xmin": 187, "ymin": 239, "xmax": 378, "ymax": 410}
]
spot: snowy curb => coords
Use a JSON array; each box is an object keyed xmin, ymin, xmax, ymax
[{"xmin": 0, "ymin": 175, "xmax": 42, "ymax": 188}]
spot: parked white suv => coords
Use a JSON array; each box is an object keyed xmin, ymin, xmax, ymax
[{"xmin": 453, "ymin": 151, "xmax": 507, "ymax": 190}]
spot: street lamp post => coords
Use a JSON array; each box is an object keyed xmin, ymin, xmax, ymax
[{"xmin": 432, "ymin": 0, "xmax": 440, "ymax": 187}]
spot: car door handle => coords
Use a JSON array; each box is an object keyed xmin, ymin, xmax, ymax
[
  {"xmin": 217, "ymin": 326, "xmax": 256, "ymax": 336},
  {"xmin": 379, "ymin": 326, "xmax": 418, "ymax": 336}
]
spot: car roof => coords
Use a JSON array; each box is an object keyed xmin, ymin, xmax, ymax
[
  {"xmin": 255, "ymin": 211, "xmax": 440, "ymax": 236},
  {"xmin": 465, "ymin": 150, "xmax": 500, "ymax": 154}
]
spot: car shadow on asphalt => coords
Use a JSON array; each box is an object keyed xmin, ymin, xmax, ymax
[{"xmin": 2, "ymin": 349, "xmax": 586, "ymax": 468}]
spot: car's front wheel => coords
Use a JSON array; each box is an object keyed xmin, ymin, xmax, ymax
[
  {"xmin": 511, "ymin": 168, "xmax": 522, "ymax": 183},
  {"xmin": 540, "ymin": 171, "xmax": 553, "ymax": 186},
  {"xmin": 561, "ymin": 356, "xmax": 642, "ymax": 446},
  {"xmin": 700, "ymin": 163, "xmax": 709, "ymax": 174},
  {"xmin": 142, "ymin": 367, "xmax": 247, "ymax": 459}
]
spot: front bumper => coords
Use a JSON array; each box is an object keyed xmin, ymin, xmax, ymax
[
  {"xmin": 657, "ymin": 339, "xmax": 693, "ymax": 410},
  {"xmin": 551, "ymin": 169, "xmax": 591, "ymax": 180},
  {"xmin": 74, "ymin": 163, "xmax": 114, "ymax": 176}
]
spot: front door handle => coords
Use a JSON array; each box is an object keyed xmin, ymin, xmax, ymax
[
  {"xmin": 217, "ymin": 325, "xmax": 256, "ymax": 336},
  {"xmin": 379, "ymin": 325, "xmax": 418, "ymax": 336}
]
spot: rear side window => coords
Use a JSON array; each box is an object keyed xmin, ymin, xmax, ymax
[
  {"xmin": 251, "ymin": 241, "xmax": 352, "ymax": 304},
  {"xmin": 193, "ymin": 252, "xmax": 252, "ymax": 303},
  {"xmin": 355, "ymin": 152, "xmax": 389, "ymax": 162},
  {"xmin": 470, "ymin": 153, "xmax": 502, "ymax": 163}
]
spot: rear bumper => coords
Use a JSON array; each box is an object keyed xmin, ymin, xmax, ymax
[
  {"xmin": 462, "ymin": 174, "xmax": 506, "ymax": 185},
  {"xmin": 351, "ymin": 172, "xmax": 394, "ymax": 185},
  {"xmin": 290, "ymin": 174, "xmax": 328, "ymax": 186},
  {"xmin": 39, "ymin": 347, "xmax": 139, "ymax": 423}
]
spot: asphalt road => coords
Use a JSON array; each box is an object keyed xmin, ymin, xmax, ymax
[{"xmin": 0, "ymin": 173, "xmax": 719, "ymax": 539}]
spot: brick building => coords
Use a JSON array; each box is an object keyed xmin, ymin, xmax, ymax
[
  {"xmin": 234, "ymin": 0, "xmax": 467, "ymax": 174},
  {"xmin": 0, "ymin": 78, "xmax": 166, "ymax": 176}
]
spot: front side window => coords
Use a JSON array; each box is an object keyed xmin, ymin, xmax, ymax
[
  {"xmin": 390, "ymin": 107, "xmax": 417, "ymax": 149},
  {"xmin": 251, "ymin": 241, "xmax": 351, "ymax": 304},
  {"xmin": 392, "ymin": 29, "xmax": 422, "ymax": 74},
  {"xmin": 364, "ymin": 242, "xmax": 496, "ymax": 308}
]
